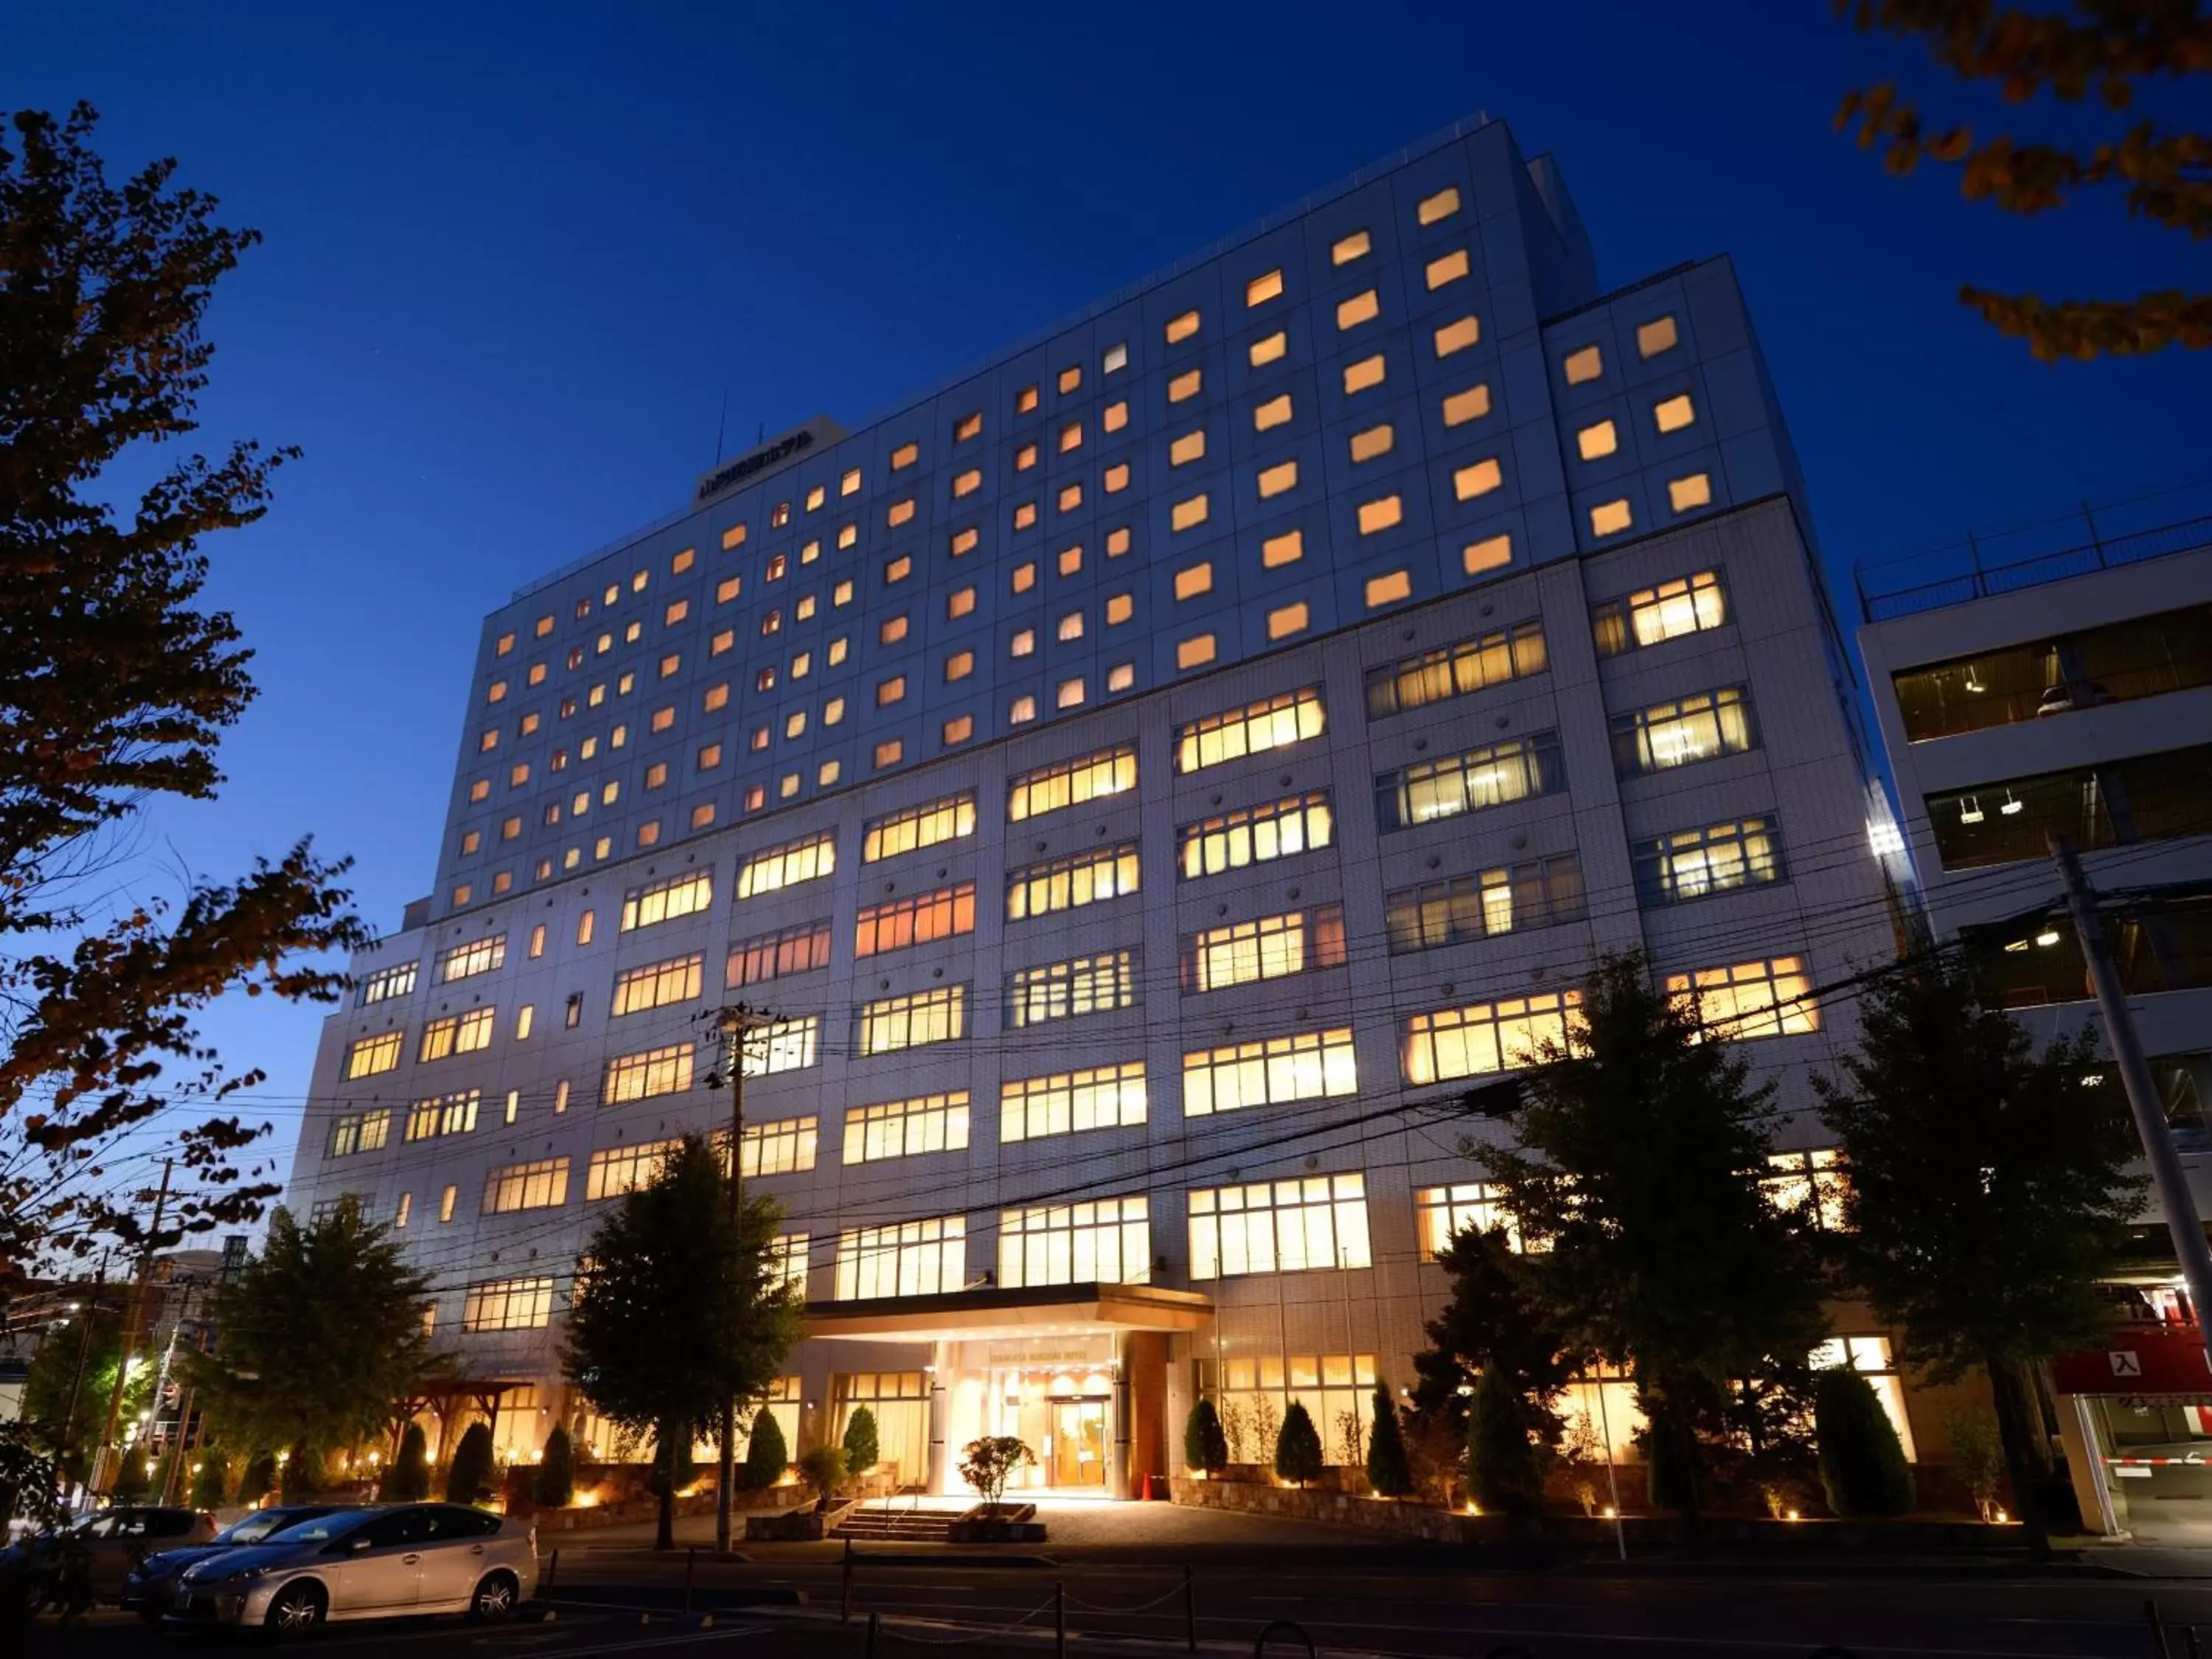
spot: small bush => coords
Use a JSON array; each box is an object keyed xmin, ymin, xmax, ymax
[
  {"xmin": 1467, "ymin": 1368, "xmax": 1540, "ymax": 1514},
  {"xmin": 1182, "ymin": 1399, "xmax": 1228, "ymax": 1475},
  {"xmin": 445, "ymin": 1422, "xmax": 496, "ymax": 1506},
  {"xmin": 797, "ymin": 1444, "xmax": 846, "ymax": 1506},
  {"xmin": 381, "ymin": 1423, "xmax": 431, "ymax": 1501},
  {"xmin": 239, "ymin": 1450, "xmax": 279, "ymax": 1504},
  {"xmin": 189, "ymin": 1452, "xmax": 230, "ymax": 1509},
  {"xmin": 958, "ymin": 1436, "xmax": 1032, "ymax": 1510},
  {"xmin": 841, "ymin": 1406, "xmax": 880, "ymax": 1476},
  {"xmin": 1814, "ymin": 1368, "xmax": 1913, "ymax": 1518},
  {"xmin": 1274, "ymin": 1402, "xmax": 1324, "ymax": 1488},
  {"xmin": 534, "ymin": 1425, "xmax": 576, "ymax": 1508},
  {"xmin": 1941, "ymin": 1405, "xmax": 2005, "ymax": 1521},
  {"xmin": 1366, "ymin": 1384, "xmax": 1413, "ymax": 1498},
  {"xmin": 740, "ymin": 1411, "xmax": 788, "ymax": 1491}
]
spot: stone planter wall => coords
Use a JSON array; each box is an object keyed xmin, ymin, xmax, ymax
[
  {"xmin": 1171, "ymin": 1475, "xmax": 1467, "ymax": 1543},
  {"xmin": 745, "ymin": 1499, "xmax": 858, "ymax": 1541}
]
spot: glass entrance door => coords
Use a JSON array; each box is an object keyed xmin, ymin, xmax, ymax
[{"xmin": 1048, "ymin": 1399, "xmax": 1107, "ymax": 1487}]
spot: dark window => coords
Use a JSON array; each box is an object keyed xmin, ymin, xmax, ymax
[
  {"xmin": 1927, "ymin": 745, "xmax": 2212, "ymax": 870},
  {"xmin": 1892, "ymin": 603, "xmax": 2212, "ymax": 742}
]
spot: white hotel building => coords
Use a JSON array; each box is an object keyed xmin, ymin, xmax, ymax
[{"xmin": 285, "ymin": 112, "xmax": 1906, "ymax": 1496}]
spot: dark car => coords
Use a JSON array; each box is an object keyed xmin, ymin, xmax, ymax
[
  {"xmin": 13, "ymin": 1507, "xmax": 217, "ymax": 1610},
  {"xmin": 122, "ymin": 1506, "xmax": 346, "ymax": 1623}
]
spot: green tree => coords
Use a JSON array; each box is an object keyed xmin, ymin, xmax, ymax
[
  {"xmin": 1366, "ymin": 1383, "xmax": 1413, "ymax": 1498},
  {"xmin": 1815, "ymin": 1368, "xmax": 1915, "ymax": 1517},
  {"xmin": 1183, "ymin": 1399, "xmax": 1228, "ymax": 1475},
  {"xmin": 20, "ymin": 1310, "xmax": 151, "ymax": 1481},
  {"xmin": 1411, "ymin": 1221, "xmax": 1587, "ymax": 1446},
  {"xmin": 445, "ymin": 1422, "xmax": 495, "ymax": 1506},
  {"xmin": 1273, "ymin": 1402, "xmax": 1324, "ymax": 1488},
  {"xmin": 1834, "ymin": 1, "xmax": 2211, "ymax": 359},
  {"xmin": 238, "ymin": 1449, "xmax": 276, "ymax": 1504},
  {"xmin": 1475, "ymin": 951, "xmax": 1827, "ymax": 1552},
  {"xmin": 534, "ymin": 1425, "xmax": 575, "ymax": 1509},
  {"xmin": 189, "ymin": 1450, "xmax": 228, "ymax": 1508},
  {"xmin": 841, "ymin": 1405, "xmax": 879, "ymax": 1476},
  {"xmin": 0, "ymin": 103, "xmax": 368, "ymax": 1291},
  {"xmin": 797, "ymin": 1444, "xmax": 846, "ymax": 1506},
  {"xmin": 563, "ymin": 1135, "xmax": 803, "ymax": 1548},
  {"xmin": 184, "ymin": 1199, "xmax": 434, "ymax": 1496},
  {"xmin": 1816, "ymin": 959, "xmax": 2140, "ymax": 1557},
  {"xmin": 958, "ymin": 1436, "xmax": 1031, "ymax": 1512},
  {"xmin": 1467, "ymin": 1366, "xmax": 1541, "ymax": 1514},
  {"xmin": 1942, "ymin": 1404, "xmax": 2007, "ymax": 1522},
  {"xmin": 740, "ymin": 1411, "xmax": 787, "ymax": 1491},
  {"xmin": 380, "ymin": 1422, "xmax": 430, "ymax": 1501}
]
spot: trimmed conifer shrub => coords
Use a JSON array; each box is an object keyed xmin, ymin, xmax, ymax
[
  {"xmin": 1274, "ymin": 1402, "xmax": 1324, "ymax": 1488},
  {"xmin": 1815, "ymin": 1368, "xmax": 1915, "ymax": 1517}
]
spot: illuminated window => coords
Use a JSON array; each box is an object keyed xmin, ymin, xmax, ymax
[
  {"xmin": 785, "ymin": 711, "xmax": 807, "ymax": 740},
  {"xmin": 1011, "ymin": 561, "xmax": 1037, "ymax": 594},
  {"xmin": 1058, "ymin": 420, "xmax": 1083, "ymax": 454},
  {"xmin": 945, "ymin": 650, "xmax": 975, "ymax": 682},
  {"xmin": 1590, "ymin": 498, "xmax": 1633, "ymax": 537},
  {"xmin": 1169, "ymin": 367, "xmax": 1201, "ymax": 403},
  {"xmin": 345, "ymin": 1031, "xmax": 403, "ymax": 1079},
  {"xmin": 1365, "ymin": 569, "xmax": 1411, "ymax": 608},
  {"xmin": 1377, "ymin": 732, "xmax": 1563, "ymax": 830},
  {"xmin": 1636, "ymin": 816, "xmax": 1783, "ymax": 905},
  {"xmin": 1006, "ymin": 952, "xmax": 1138, "ymax": 1029},
  {"xmin": 619, "ymin": 871, "xmax": 712, "ymax": 932},
  {"xmin": 1176, "ymin": 633, "xmax": 1216, "ymax": 669},
  {"xmin": 1368, "ymin": 619, "xmax": 1546, "ymax": 718},
  {"xmin": 1057, "ymin": 482, "xmax": 1082, "ymax": 513},
  {"xmin": 1104, "ymin": 400, "xmax": 1129, "ymax": 432},
  {"xmin": 1189, "ymin": 1173, "xmax": 1370, "ymax": 1279},
  {"xmin": 1433, "ymin": 316, "xmax": 1480, "ymax": 357},
  {"xmin": 1177, "ymin": 791, "xmax": 1332, "ymax": 880},
  {"xmin": 844, "ymin": 1091, "xmax": 970, "ymax": 1164},
  {"xmin": 1253, "ymin": 393, "xmax": 1293, "ymax": 431},
  {"xmin": 739, "ymin": 1114, "xmax": 818, "ymax": 1178},
  {"xmin": 1666, "ymin": 956, "xmax": 1820, "ymax": 1040},
  {"xmin": 1248, "ymin": 330, "xmax": 1286, "ymax": 366},
  {"xmin": 1106, "ymin": 526, "xmax": 1131, "ymax": 555},
  {"xmin": 833, "ymin": 1214, "xmax": 964, "ymax": 1301},
  {"xmin": 1463, "ymin": 533, "xmax": 1512, "ymax": 575},
  {"xmin": 1171, "ymin": 493, "xmax": 1208, "ymax": 532},
  {"xmin": 942, "ymin": 714, "xmax": 973, "ymax": 745},
  {"xmin": 1332, "ymin": 229, "xmax": 1371, "ymax": 265},
  {"xmin": 1261, "ymin": 529, "xmax": 1303, "ymax": 568},
  {"xmin": 1402, "ymin": 990, "xmax": 1579, "ymax": 1085},
  {"xmin": 1441, "ymin": 384, "xmax": 1491, "ymax": 427},
  {"xmin": 1175, "ymin": 562, "xmax": 1214, "ymax": 601},
  {"xmin": 721, "ymin": 524, "xmax": 748, "ymax": 551},
  {"xmin": 1057, "ymin": 544, "xmax": 1082, "ymax": 575},
  {"xmin": 1008, "ymin": 744, "xmax": 1136, "ymax": 821},
  {"xmin": 1009, "ymin": 694, "xmax": 1037, "ymax": 723},
  {"xmin": 1612, "ymin": 686, "xmax": 1756, "ymax": 775},
  {"xmin": 1006, "ymin": 844, "xmax": 1141, "ymax": 921},
  {"xmin": 886, "ymin": 496, "xmax": 916, "ymax": 527},
  {"xmin": 1669, "ymin": 473, "xmax": 1714, "ymax": 512},
  {"xmin": 1103, "ymin": 341, "xmax": 1127, "ymax": 373},
  {"xmin": 1417, "ymin": 184, "xmax": 1461, "ymax": 224},
  {"xmin": 1108, "ymin": 662, "xmax": 1135, "ymax": 691},
  {"xmin": 738, "ymin": 830, "xmax": 836, "ymax": 898},
  {"xmin": 1001, "ymin": 1061, "xmax": 1147, "ymax": 1143},
  {"xmin": 1336, "ymin": 290, "xmax": 1379, "ymax": 330},
  {"xmin": 1056, "ymin": 675, "xmax": 1084, "ymax": 709},
  {"xmin": 955, "ymin": 411, "xmax": 982, "ymax": 442},
  {"xmin": 1183, "ymin": 907, "xmax": 1345, "ymax": 993},
  {"xmin": 891, "ymin": 440, "xmax": 919, "ymax": 470},
  {"xmin": 1357, "ymin": 494, "xmax": 1402, "ymax": 534},
  {"xmin": 953, "ymin": 468, "xmax": 981, "ymax": 498},
  {"xmin": 873, "ymin": 739, "xmax": 902, "ymax": 768},
  {"xmin": 327, "ymin": 1107, "xmax": 392, "ymax": 1158},
  {"xmin": 1654, "ymin": 393, "xmax": 1697, "ymax": 434},
  {"xmin": 1011, "ymin": 629, "xmax": 1035, "ymax": 657},
  {"xmin": 885, "ymin": 554, "xmax": 913, "ymax": 583},
  {"xmin": 1258, "ymin": 459, "xmax": 1298, "ymax": 497},
  {"xmin": 1596, "ymin": 568, "xmax": 1728, "ymax": 658},
  {"xmin": 1001, "ymin": 1195, "xmax": 1150, "ymax": 1288},
  {"xmin": 1017, "ymin": 442, "xmax": 1038, "ymax": 472},
  {"xmin": 650, "ymin": 705, "xmax": 675, "ymax": 733},
  {"xmin": 1343, "ymin": 354, "xmax": 1385, "ymax": 394},
  {"xmin": 1637, "ymin": 315, "xmax": 1680, "ymax": 358},
  {"xmin": 1425, "ymin": 248, "xmax": 1470, "ymax": 289},
  {"xmin": 439, "ymin": 934, "xmax": 507, "ymax": 984},
  {"xmin": 1057, "ymin": 364, "xmax": 1081, "ymax": 394},
  {"xmin": 495, "ymin": 632, "xmax": 515, "ymax": 656},
  {"xmin": 805, "ymin": 484, "xmax": 825, "ymax": 512},
  {"xmin": 1347, "ymin": 426, "xmax": 1391, "ymax": 465},
  {"xmin": 1013, "ymin": 501, "xmax": 1037, "ymax": 529},
  {"xmin": 1176, "ymin": 686, "xmax": 1326, "ymax": 773},
  {"xmin": 418, "ymin": 1008, "xmax": 495, "ymax": 1064},
  {"xmin": 855, "ymin": 883, "xmax": 975, "ymax": 959},
  {"xmin": 359, "ymin": 963, "xmax": 417, "ymax": 1007},
  {"xmin": 1267, "ymin": 601, "xmax": 1309, "ymax": 640},
  {"xmin": 1165, "ymin": 308, "xmax": 1200, "ymax": 344},
  {"xmin": 1169, "ymin": 429, "xmax": 1206, "ymax": 466},
  {"xmin": 859, "ymin": 984, "xmax": 967, "ymax": 1054},
  {"xmin": 462, "ymin": 1276, "xmax": 554, "ymax": 1332},
  {"xmin": 1563, "ymin": 345, "xmax": 1603, "ymax": 385},
  {"xmin": 1184, "ymin": 1026, "xmax": 1356, "ymax": 1116},
  {"xmin": 726, "ymin": 919, "xmax": 832, "ymax": 988},
  {"xmin": 1057, "ymin": 610, "xmax": 1083, "ymax": 641},
  {"xmin": 1245, "ymin": 268, "xmax": 1284, "ymax": 307},
  {"xmin": 879, "ymin": 616, "xmax": 909, "ymax": 647}
]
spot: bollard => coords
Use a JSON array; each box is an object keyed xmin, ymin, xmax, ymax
[
  {"xmin": 1253, "ymin": 1618, "xmax": 1317, "ymax": 1658},
  {"xmin": 866, "ymin": 1610, "xmax": 880, "ymax": 1658},
  {"xmin": 841, "ymin": 1536, "xmax": 855, "ymax": 1625},
  {"xmin": 1055, "ymin": 1579, "xmax": 1067, "ymax": 1658},
  {"xmin": 543, "ymin": 1548, "xmax": 560, "ymax": 1596},
  {"xmin": 1184, "ymin": 1564, "xmax": 1197, "ymax": 1655},
  {"xmin": 682, "ymin": 1545, "xmax": 696, "ymax": 1614},
  {"xmin": 2151, "ymin": 1599, "xmax": 2173, "ymax": 1659}
]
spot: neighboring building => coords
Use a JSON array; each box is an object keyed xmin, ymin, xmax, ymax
[
  {"xmin": 286, "ymin": 111, "xmax": 1908, "ymax": 1496},
  {"xmin": 1860, "ymin": 527, "xmax": 2212, "ymax": 1537}
]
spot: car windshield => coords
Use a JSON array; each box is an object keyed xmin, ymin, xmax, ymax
[
  {"xmin": 216, "ymin": 1510, "xmax": 321, "ymax": 1545},
  {"xmin": 260, "ymin": 1510, "xmax": 373, "ymax": 1545}
]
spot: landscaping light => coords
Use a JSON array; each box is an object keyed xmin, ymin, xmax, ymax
[
  {"xmin": 1994, "ymin": 1508, "xmax": 2009, "ymax": 1524},
  {"xmin": 1785, "ymin": 1509, "xmax": 1801, "ymax": 1522},
  {"xmin": 1602, "ymin": 1506, "xmax": 1617, "ymax": 1520}
]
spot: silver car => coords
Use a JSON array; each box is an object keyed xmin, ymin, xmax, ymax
[{"xmin": 170, "ymin": 1503, "xmax": 536, "ymax": 1634}]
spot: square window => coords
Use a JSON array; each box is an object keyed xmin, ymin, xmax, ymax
[
  {"xmin": 879, "ymin": 614, "xmax": 909, "ymax": 645},
  {"xmin": 1103, "ymin": 400, "xmax": 1129, "ymax": 432},
  {"xmin": 943, "ymin": 713, "xmax": 975, "ymax": 745},
  {"xmin": 1059, "ymin": 420, "xmax": 1083, "ymax": 453},
  {"xmin": 1169, "ymin": 367, "xmax": 1202, "ymax": 403},
  {"xmin": 840, "ymin": 467, "xmax": 861, "ymax": 497},
  {"xmin": 1253, "ymin": 393, "xmax": 1293, "ymax": 431},
  {"xmin": 1454, "ymin": 459, "xmax": 1503, "ymax": 500},
  {"xmin": 1014, "ymin": 501, "xmax": 1037, "ymax": 529},
  {"xmin": 1058, "ymin": 364, "xmax": 1081, "ymax": 394},
  {"xmin": 1106, "ymin": 592, "xmax": 1134, "ymax": 624},
  {"xmin": 886, "ymin": 554, "xmax": 913, "ymax": 583},
  {"xmin": 1433, "ymin": 315, "xmax": 1480, "ymax": 357},
  {"xmin": 1104, "ymin": 462, "xmax": 1130, "ymax": 493},
  {"xmin": 803, "ymin": 484, "xmax": 824, "ymax": 512},
  {"xmin": 1348, "ymin": 425, "xmax": 1392, "ymax": 464},
  {"xmin": 1248, "ymin": 330, "xmax": 1287, "ymax": 367},
  {"xmin": 1343, "ymin": 354, "xmax": 1385, "ymax": 394},
  {"xmin": 951, "ymin": 526, "xmax": 979, "ymax": 556},
  {"xmin": 1668, "ymin": 473, "xmax": 1714, "ymax": 512},
  {"xmin": 1010, "ymin": 694, "xmax": 1037, "ymax": 723},
  {"xmin": 1171, "ymin": 493, "xmax": 1209, "ymax": 532},
  {"xmin": 947, "ymin": 585, "xmax": 976, "ymax": 619},
  {"xmin": 1578, "ymin": 420, "xmax": 1618, "ymax": 460},
  {"xmin": 1057, "ymin": 611, "xmax": 1083, "ymax": 641},
  {"xmin": 746, "ymin": 785, "xmax": 765, "ymax": 810},
  {"xmin": 1017, "ymin": 384, "xmax": 1039, "ymax": 413},
  {"xmin": 699, "ymin": 741, "xmax": 723, "ymax": 769},
  {"xmin": 1175, "ymin": 561, "xmax": 1214, "ymax": 600},
  {"xmin": 877, "ymin": 675, "xmax": 906, "ymax": 706},
  {"xmin": 703, "ymin": 683, "xmax": 729, "ymax": 712},
  {"xmin": 953, "ymin": 468, "xmax": 981, "ymax": 498},
  {"xmin": 1176, "ymin": 633, "xmax": 1217, "ymax": 669},
  {"xmin": 1418, "ymin": 184, "xmax": 1461, "ymax": 224},
  {"xmin": 891, "ymin": 440, "xmax": 919, "ymax": 469},
  {"xmin": 824, "ymin": 692, "xmax": 846, "ymax": 720},
  {"xmin": 1245, "ymin": 268, "xmax": 1284, "ymax": 307},
  {"xmin": 1654, "ymin": 394, "xmax": 1697, "ymax": 434},
  {"xmin": 1441, "ymin": 384, "xmax": 1491, "ymax": 426},
  {"xmin": 1425, "ymin": 248, "xmax": 1470, "ymax": 289},
  {"xmin": 874, "ymin": 739, "xmax": 903, "ymax": 769},
  {"xmin": 771, "ymin": 501, "xmax": 790, "ymax": 528},
  {"xmin": 818, "ymin": 759, "xmax": 841, "ymax": 786},
  {"xmin": 1057, "ymin": 676, "xmax": 1085, "ymax": 709},
  {"xmin": 1017, "ymin": 442, "xmax": 1039, "ymax": 472},
  {"xmin": 1012, "ymin": 561, "xmax": 1037, "ymax": 593},
  {"xmin": 1267, "ymin": 600, "xmax": 1309, "ymax": 639},
  {"xmin": 1103, "ymin": 341, "xmax": 1129, "ymax": 374},
  {"xmin": 1365, "ymin": 569, "xmax": 1412, "ymax": 608},
  {"xmin": 1564, "ymin": 345, "xmax": 1604, "ymax": 385},
  {"xmin": 1107, "ymin": 526, "xmax": 1131, "ymax": 556},
  {"xmin": 785, "ymin": 711, "xmax": 807, "ymax": 739},
  {"xmin": 1011, "ymin": 628, "xmax": 1036, "ymax": 656},
  {"xmin": 717, "ymin": 577, "xmax": 741, "ymax": 604},
  {"xmin": 946, "ymin": 650, "xmax": 975, "ymax": 682},
  {"xmin": 1262, "ymin": 528, "xmax": 1303, "ymax": 568},
  {"xmin": 1336, "ymin": 289, "xmax": 1380, "ymax": 330},
  {"xmin": 1107, "ymin": 662, "xmax": 1135, "ymax": 692},
  {"xmin": 1165, "ymin": 308, "xmax": 1200, "ymax": 344},
  {"xmin": 1637, "ymin": 316, "xmax": 1680, "ymax": 358},
  {"xmin": 1057, "ymin": 483, "xmax": 1082, "ymax": 513},
  {"xmin": 1057, "ymin": 544, "xmax": 1083, "ymax": 575},
  {"xmin": 1332, "ymin": 228, "xmax": 1371, "ymax": 265},
  {"xmin": 886, "ymin": 498, "xmax": 915, "ymax": 527},
  {"xmin": 1357, "ymin": 495, "xmax": 1402, "ymax": 535},
  {"xmin": 1590, "ymin": 498, "xmax": 1634, "ymax": 536},
  {"xmin": 956, "ymin": 411, "xmax": 983, "ymax": 442},
  {"xmin": 672, "ymin": 547, "xmax": 695, "ymax": 574},
  {"xmin": 1258, "ymin": 459, "xmax": 1299, "ymax": 497}
]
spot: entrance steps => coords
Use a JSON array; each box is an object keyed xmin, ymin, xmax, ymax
[{"xmin": 832, "ymin": 1507, "xmax": 966, "ymax": 1543}]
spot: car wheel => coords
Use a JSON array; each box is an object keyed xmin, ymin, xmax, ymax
[
  {"xmin": 467, "ymin": 1571, "xmax": 519, "ymax": 1621},
  {"xmin": 264, "ymin": 1582, "xmax": 326, "ymax": 1638}
]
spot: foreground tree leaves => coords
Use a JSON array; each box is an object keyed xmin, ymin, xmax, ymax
[{"xmin": 0, "ymin": 102, "xmax": 368, "ymax": 1284}]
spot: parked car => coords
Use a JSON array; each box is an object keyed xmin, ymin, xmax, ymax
[
  {"xmin": 170, "ymin": 1503, "xmax": 536, "ymax": 1634},
  {"xmin": 122, "ymin": 1505, "xmax": 347, "ymax": 1623},
  {"xmin": 9, "ymin": 1506, "xmax": 217, "ymax": 1609}
]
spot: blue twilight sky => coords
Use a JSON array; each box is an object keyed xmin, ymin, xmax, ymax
[{"xmin": 7, "ymin": 1, "xmax": 2207, "ymax": 1200}]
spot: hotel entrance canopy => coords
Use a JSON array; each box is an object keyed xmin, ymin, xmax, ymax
[{"xmin": 801, "ymin": 1281, "xmax": 1211, "ymax": 1343}]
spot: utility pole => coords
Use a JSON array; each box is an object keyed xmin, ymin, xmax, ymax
[
  {"xmin": 706, "ymin": 1005, "xmax": 772, "ymax": 1556},
  {"xmin": 2048, "ymin": 834, "xmax": 2212, "ymax": 1368},
  {"xmin": 55, "ymin": 1258, "xmax": 110, "ymax": 1503},
  {"xmin": 93, "ymin": 1159, "xmax": 172, "ymax": 1495},
  {"xmin": 158, "ymin": 1279, "xmax": 209, "ymax": 1507}
]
